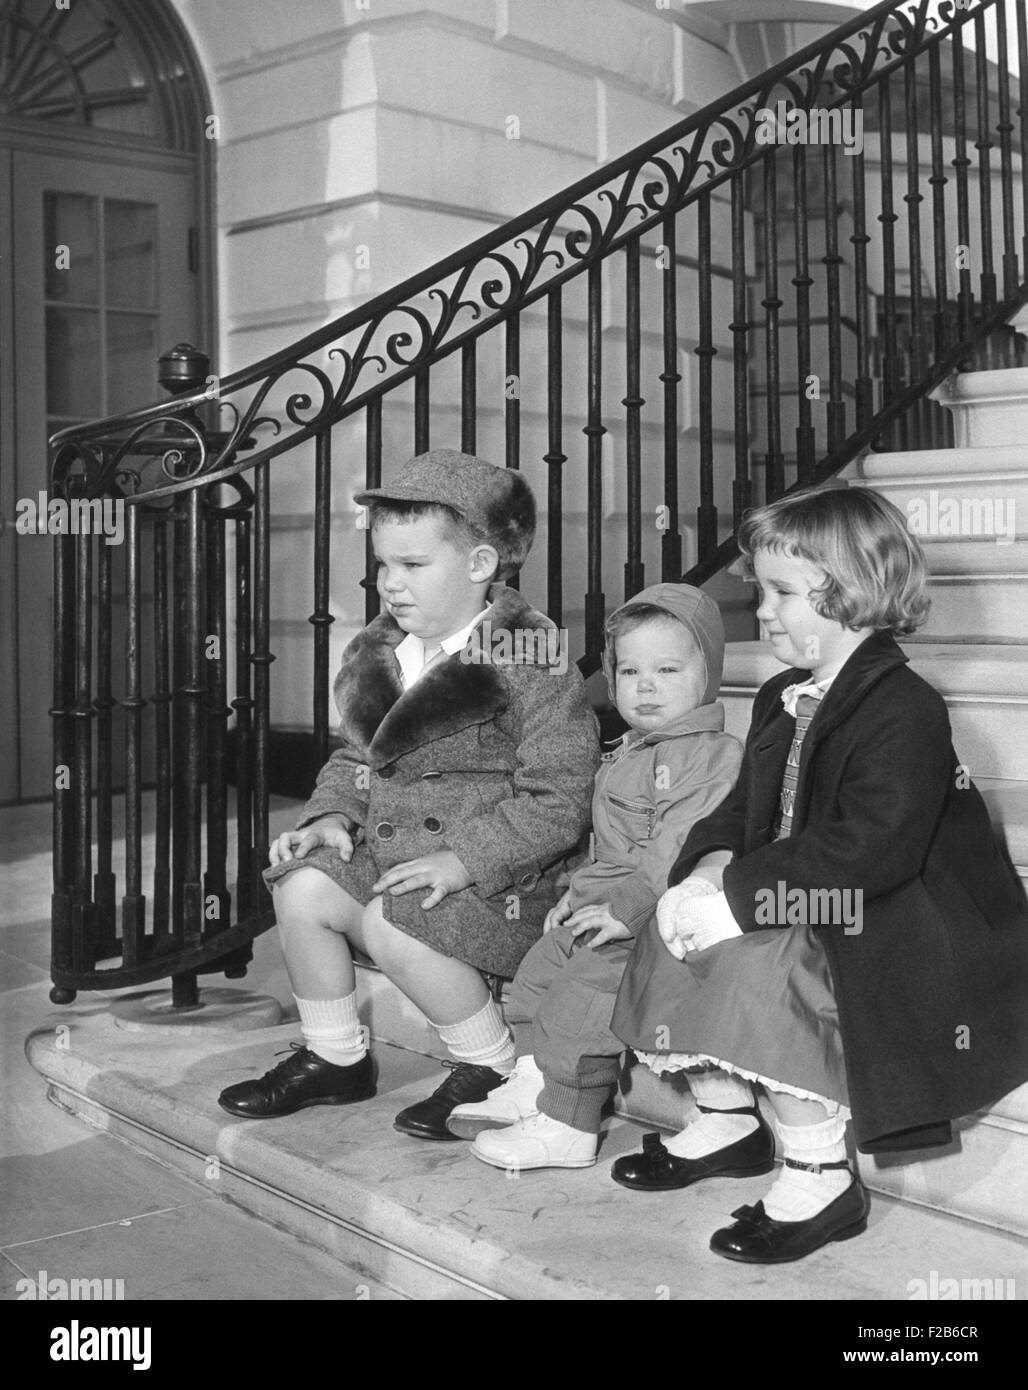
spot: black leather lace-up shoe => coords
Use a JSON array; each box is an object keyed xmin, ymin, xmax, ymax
[
  {"xmin": 610, "ymin": 1102, "xmax": 776, "ymax": 1191},
  {"xmin": 218, "ymin": 1042, "xmax": 375, "ymax": 1118},
  {"xmin": 394, "ymin": 1062, "xmax": 505, "ymax": 1140},
  {"xmin": 709, "ymin": 1160, "xmax": 870, "ymax": 1263}
]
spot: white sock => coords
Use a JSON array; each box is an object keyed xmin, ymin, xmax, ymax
[
  {"xmin": 433, "ymin": 998, "xmax": 516, "ymax": 1074},
  {"xmin": 763, "ymin": 1115, "xmax": 852, "ymax": 1221},
  {"xmin": 295, "ymin": 992, "xmax": 367, "ymax": 1067},
  {"xmin": 664, "ymin": 1070, "xmax": 759, "ymax": 1158}
]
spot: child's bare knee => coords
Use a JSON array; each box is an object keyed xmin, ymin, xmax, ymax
[
  {"xmin": 360, "ymin": 896, "xmax": 403, "ymax": 960},
  {"xmin": 275, "ymin": 869, "xmax": 352, "ymax": 932}
]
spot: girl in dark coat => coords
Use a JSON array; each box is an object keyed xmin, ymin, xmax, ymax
[{"xmin": 610, "ymin": 485, "xmax": 1028, "ymax": 1264}]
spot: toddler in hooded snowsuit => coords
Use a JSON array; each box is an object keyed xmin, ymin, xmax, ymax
[{"xmin": 448, "ymin": 583, "xmax": 743, "ymax": 1169}]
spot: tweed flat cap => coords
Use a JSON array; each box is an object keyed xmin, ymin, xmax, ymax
[{"xmin": 355, "ymin": 449, "xmax": 536, "ymax": 578}]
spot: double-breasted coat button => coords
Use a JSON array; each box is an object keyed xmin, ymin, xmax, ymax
[
  {"xmin": 378, "ymin": 765, "xmax": 396, "ymax": 779},
  {"xmin": 376, "ymin": 822, "xmax": 395, "ymax": 839},
  {"xmin": 424, "ymin": 817, "xmax": 443, "ymax": 834}
]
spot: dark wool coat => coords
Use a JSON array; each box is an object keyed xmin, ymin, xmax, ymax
[
  {"xmin": 613, "ymin": 630, "xmax": 1028, "ymax": 1154},
  {"xmin": 264, "ymin": 584, "xmax": 600, "ymax": 978}
]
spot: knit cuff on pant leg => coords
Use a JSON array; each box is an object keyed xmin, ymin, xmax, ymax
[{"xmin": 538, "ymin": 1078, "xmax": 611, "ymax": 1135}]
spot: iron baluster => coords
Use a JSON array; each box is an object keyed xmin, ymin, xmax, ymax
[
  {"xmin": 994, "ymin": 0, "xmax": 1018, "ymax": 302},
  {"xmin": 414, "ymin": 364, "xmax": 430, "ymax": 453},
  {"xmin": 792, "ymin": 141, "xmax": 817, "ymax": 482},
  {"xmin": 849, "ymin": 95, "xmax": 874, "ymax": 440},
  {"xmin": 822, "ymin": 139, "xmax": 846, "ymax": 457},
  {"xmin": 311, "ymin": 428, "xmax": 334, "ymax": 771},
  {"xmin": 975, "ymin": 8, "xmax": 997, "ymax": 318},
  {"xmin": 660, "ymin": 213, "xmax": 682, "ymax": 576},
  {"xmin": 545, "ymin": 287, "xmax": 565, "ymax": 628},
  {"xmin": 72, "ymin": 528, "xmax": 95, "ymax": 975},
  {"xmin": 903, "ymin": 53, "xmax": 926, "ymax": 440},
  {"xmin": 92, "ymin": 532, "xmax": 116, "ymax": 942},
  {"xmin": 232, "ymin": 511, "xmax": 254, "ymax": 923},
  {"xmin": 584, "ymin": 259, "xmax": 606, "ymax": 659},
  {"xmin": 171, "ymin": 496, "xmax": 186, "ymax": 942},
  {"xmin": 203, "ymin": 492, "xmax": 230, "ymax": 936},
  {"xmin": 364, "ymin": 397, "xmax": 382, "ymax": 625},
  {"xmin": 623, "ymin": 235, "xmax": 645, "ymax": 599},
  {"xmin": 49, "ymin": 522, "xmax": 76, "ymax": 1000},
  {"xmin": 729, "ymin": 174, "xmax": 751, "ymax": 527},
  {"xmin": 952, "ymin": 22, "xmax": 975, "ymax": 342},
  {"xmin": 762, "ymin": 152, "xmax": 784, "ymax": 499},
  {"xmin": 928, "ymin": 42, "xmax": 950, "ymax": 364},
  {"xmin": 696, "ymin": 191, "xmax": 718, "ymax": 556},
  {"xmin": 251, "ymin": 464, "xmax": 273, "ymax": 907},
  {"xmin": 461, "ymin": 338, "xmax": 477, "ymax": 454},
  {"xmin": 878, "ymin": 74, "xmax": 901, "ymax": 436},
  {"xmin": 505, "ymin": 313, "xmax": 521, "ymax": 589},
  {"xmin": 1017, "ymin": 0, "xmax": 1028, "ymax": 280},
  {"xmin": 178, "ymin": 488, "xmax": 205, "ymax": 1003},
  {"xmin": 120, "ymin": 501, "xmax": 145, "ymax": 969},
  {"xmin": 152, "ymin": 515, "xmax": 172, "ymax": 937}
]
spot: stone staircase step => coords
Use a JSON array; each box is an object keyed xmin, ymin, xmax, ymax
[
  {"xmin": 843, "ymin": 436, "xmax": 1028, "ymax": 643},
  {"xmin": 358, "ymin": 968, "xmax": 1028, "ymax": 1240},
  {"xmin": 909, "ymin": 578, "xmax": 1028, "ymax": 646},
  {"xmin": 914, "ymin": 539, "xmax": 1028, "ymax": 575},
  {"xmin": 25, "ymin": 1018, "xmax": 1028, "ymax": 1300},
  {"xmin": 930, "ymin": 367, "xmax": 1028, "ymax": 447},
  {"xmin": 722, "ymin": 642, "xmax": 1028, "ymax": 783},
  {"xmin": 853, "ymin": 445, "xmax": 1028, "ymax": 481}
]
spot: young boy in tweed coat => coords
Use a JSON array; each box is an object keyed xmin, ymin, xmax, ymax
[{"xmin": 219, "ymin": 451, "xmax": 599, "ymax": 1138}]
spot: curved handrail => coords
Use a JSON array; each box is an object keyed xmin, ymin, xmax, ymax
[{"xmin": 49, "ymin": 0, "xmax": 987, "ymax": 503}]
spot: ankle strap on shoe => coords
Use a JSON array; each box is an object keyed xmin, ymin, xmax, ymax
[
  {"xmin": 783, "ymin": 1156, "xmax": 851, "ymax": 1174},
  {"xmin": 694, "ymin": 1101, "xmax": 759, "ymax": 1117}
]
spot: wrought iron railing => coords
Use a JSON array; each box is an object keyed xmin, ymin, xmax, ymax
[{"xmin": 47, "ymin": 0, "xmax": 1027, "ymax": 1001}]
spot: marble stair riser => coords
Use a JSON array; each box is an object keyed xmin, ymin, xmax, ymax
[{"xmin": 913, "ymin": 579, "xmax": 1028, "ymax": 644}]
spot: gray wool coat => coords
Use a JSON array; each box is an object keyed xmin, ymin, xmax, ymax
[{"xmin": 264, "ymin": 584, "xmax": 600, "ymax": 978}]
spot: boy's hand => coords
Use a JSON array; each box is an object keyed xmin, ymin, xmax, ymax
[
  {"xmin": 543, "ymin": 889, "xmax": 573, "ymax": 934},
  {"xmin": 566, "ymin": 903, "xmax": 631, "ymax": 949},
  {"xmin": 269, "ymin": 815, "xmax": 356, "ymax": 867},
  {"xmin": 373, "ymin": 851, "xmax": 472, "ymax": 910}
]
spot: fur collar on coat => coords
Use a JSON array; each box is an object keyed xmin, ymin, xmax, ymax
[{"xmin": 334, "ymin": 583, "xmax": 561, "ymax": 766}]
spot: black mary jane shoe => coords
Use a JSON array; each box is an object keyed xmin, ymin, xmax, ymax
[
  {"xmin": 709, "ymin": 1159, "xmax": 870, "ymax": 1264},
  {"xmin": 610, "ymin": 1102, "xmax": 776, "ymax": 1191},
  {"xmin": 394, "ymin": 1061, "xmax": 505, "ymax": 1141},
  {"xmin": 218, "ymin": 1043, "xmax": 376, "ymax": 1118}
]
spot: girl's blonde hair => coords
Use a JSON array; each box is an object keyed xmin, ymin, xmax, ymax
[{"xmin": 737, "ymin": 484, "xmax": 930, "ymax": 636}]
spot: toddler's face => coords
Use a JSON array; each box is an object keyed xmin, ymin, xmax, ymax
[
  {"xmin": 613, "ymin": 618, "xmax": 706, "ymax": 733},
  {"xmin": 373, "ymin": 514, "xmax": 490, "ymax": 641},
  {"xmin": 752, "ymin": 547, "xmax": 861, "ymax": 677}
]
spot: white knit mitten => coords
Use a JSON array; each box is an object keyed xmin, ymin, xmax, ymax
[
  {"xmin": 656, "ymin": 878, "xmax": 718, "ymax": 960},
  {"xmin": 679, "ymin": 891, "xmax": 744, "ymax": 953}
]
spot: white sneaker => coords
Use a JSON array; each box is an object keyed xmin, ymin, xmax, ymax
[
  {"xmin": 471, "ymin": 1113, "xmax": 598, "ymax": 1171},
  {"xmin": 446, "ymin": 1054, "xmax": 544, "ymax": 1139}
]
